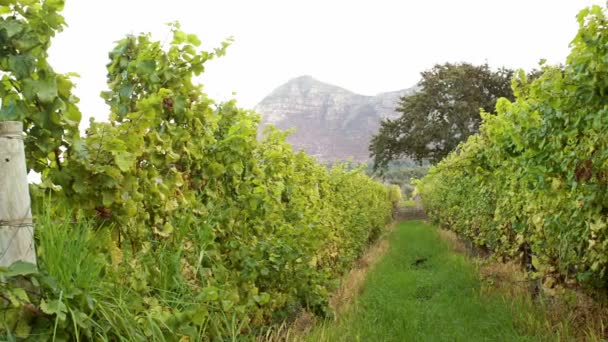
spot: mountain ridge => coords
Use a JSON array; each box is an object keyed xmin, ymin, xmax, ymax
[{"xmin": 256, "ymin": 76, "xmax": 416, "ymax": 162}]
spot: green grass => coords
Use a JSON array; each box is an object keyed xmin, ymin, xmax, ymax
[{"xmin": 307, "ymin": 220, "xmax": 552, "ymax": 342}]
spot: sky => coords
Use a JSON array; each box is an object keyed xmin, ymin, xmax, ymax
[{"xmin": 47, "ymin": 0, "xmax": 605, "ymax": 126}]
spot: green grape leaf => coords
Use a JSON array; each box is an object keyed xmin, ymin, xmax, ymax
[
  {"xmin": 23, "ymin": 77, "xmax": 58, "ymax": 104},
  {"xmin": 114, "ymin": 151, "xmax": 135, "ymax": 172},
  {"xmin": 8, "ymin": 55, "xmax": 35, "ymax": 79},
  {"xmin": 136, "ymin": 60, "xmax": 156, "ymax": 75}
]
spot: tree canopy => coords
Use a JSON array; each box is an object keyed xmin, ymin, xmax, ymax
[{"xmin": 370, "ymin": 63, "xmax": 515, "ymax": 169}]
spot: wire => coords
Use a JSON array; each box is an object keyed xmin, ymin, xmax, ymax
[{"xmin": 0, "ymin": 135, "xmax": 25, "ymax": 140}]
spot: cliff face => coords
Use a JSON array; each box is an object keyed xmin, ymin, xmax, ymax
[{"xmin": 256, "ymin": 75, "xmax": 415, "ymax": 162}]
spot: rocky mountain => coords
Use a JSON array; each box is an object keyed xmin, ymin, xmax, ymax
[{"xmin": 255, "ymin": 75, "xmax": 416, "ymax": 162}]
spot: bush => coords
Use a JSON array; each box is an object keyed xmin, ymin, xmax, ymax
[{"xmin": 417, "ymin": 5, "xmax": 608, "ymax": 290}]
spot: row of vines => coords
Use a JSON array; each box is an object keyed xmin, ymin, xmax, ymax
[
  {"xmin": 0, "ymin": 1, "xmax": 398, "ymax": 340},
  {"xmin": 417, "ymin": 5, "xmax": 608, "ymax": 290}
]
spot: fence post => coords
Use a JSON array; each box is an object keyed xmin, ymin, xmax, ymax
[{"xmin": 0, "ymin": 121, "xmax": 36, "ymax": 267}]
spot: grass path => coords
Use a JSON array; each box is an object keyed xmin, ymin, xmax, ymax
[{"xmin": 307, "ymin": 220, "xmax": 549, "ymax": 342}]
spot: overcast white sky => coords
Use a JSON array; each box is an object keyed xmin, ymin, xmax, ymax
[{"xmin": 47, "ymin": 0, "xmax": 604, "ymax": 125}]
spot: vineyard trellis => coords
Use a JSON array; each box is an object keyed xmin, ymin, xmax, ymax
[
  {"xmin": 0, "ymin": 121, "xmax": 36, "ymax": 267},
  {"xmin": 0, "ymin": 2, "xmax": 399, "ymax": 339}
]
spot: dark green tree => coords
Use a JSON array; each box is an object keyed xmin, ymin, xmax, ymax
[{"xmin": 370, "ymin": 63, "xmax": 515, "ymax": 169}]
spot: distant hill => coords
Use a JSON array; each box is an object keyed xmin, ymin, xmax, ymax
[{"xmin": 255, "ymin": 75, "xmax": 416, "ymax": 162}]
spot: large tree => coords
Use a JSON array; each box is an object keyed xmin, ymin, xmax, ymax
[{"xmin": 370, "ymin": 63, "xmax": 515, "ymax": 169}]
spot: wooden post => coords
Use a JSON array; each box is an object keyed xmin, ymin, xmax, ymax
[{"xmin": 0, "ymin": 121, "xmax": 36, "ymax": 267}]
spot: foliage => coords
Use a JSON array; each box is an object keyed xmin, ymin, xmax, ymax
[
  {"xmin": 370, "ymin": 63, "xmax": 514, "ymax": 168},
  {"xmin": 48, "ymin": 23, "xmax": 234, "ymax": 243},
  {"xmin": 399, "ymin": 199, "xmax": 417, "ymax": 209},
  {"xmin": 0, "ymin": 0, "xmax": 81, "ymax": 173},
  {"xmin": 0, "ymin": 2, "xmax": 397, "ymax": 340},
  {"xmin": 417, "ymin": 5, "xmax": 608, "ymax": 291},
  {"xmin": 373, "ymin": 162, "xmax": 428, "ymax": 198},
  {"xmin": 388, "ymin": 185, "xmax": 402, "ymax": 206}
]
